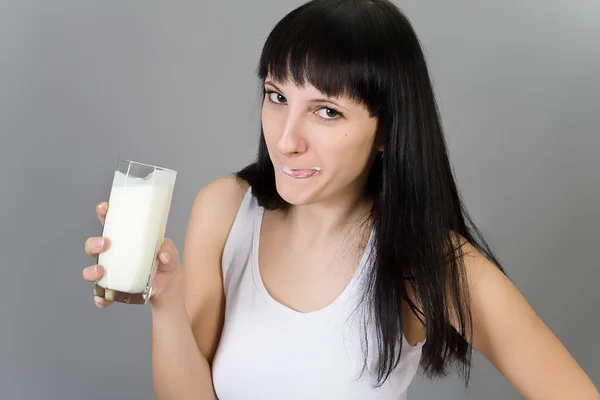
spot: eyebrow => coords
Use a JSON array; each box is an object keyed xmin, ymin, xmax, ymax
[{"xmin": 264, "ymin": 80, "xmax": 348, "ymax": 111}]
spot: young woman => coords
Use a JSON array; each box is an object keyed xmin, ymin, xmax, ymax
[{"xmin": 83, "ymin": 0, "xmax": 598, "ymax": 398}]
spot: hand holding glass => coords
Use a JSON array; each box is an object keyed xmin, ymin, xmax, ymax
[{"xmin": 93, "ymin": 159, "xmax": 177, "ymax": 305}]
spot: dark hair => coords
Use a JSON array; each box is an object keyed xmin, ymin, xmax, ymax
[{"xmin": 236, "ymin": 0, "xmax": 506, "ymax": 387}]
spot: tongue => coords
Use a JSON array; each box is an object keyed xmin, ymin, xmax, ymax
[{"xmin": 289, "ymin": 169, "xmax": 317, "ymax": 178}]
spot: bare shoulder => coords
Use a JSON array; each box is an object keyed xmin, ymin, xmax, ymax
[
  {"xmin": 197, "ymin": 174, "xmax": 249, "ymax": 204},
  {"xmin": 400, "ymin": 232, "xmax": 475, "ymax": 346},
  {"xmin": 181, "ymin": 174, "xmax": 249, "ymax": 363},
  {"xmin": 186, "ymin": 175, "xmax": 248, "ymax": 256},
  {"xmin": 192, "ymin": 175, "xmax": 248, "ymax": 221}
]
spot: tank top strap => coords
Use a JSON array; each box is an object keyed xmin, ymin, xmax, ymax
[{"xmin": 221, "ymin": 186, "xmax": 259, "ymax": 294}]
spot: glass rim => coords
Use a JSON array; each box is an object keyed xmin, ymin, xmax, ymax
[{"xmin": 116, "ymin": 159, "xmax": 177, "ymax": 173}]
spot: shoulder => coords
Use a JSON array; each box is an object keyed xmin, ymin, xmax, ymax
[
  {"xmin": 445, "ymin": 231, "xmax": 527, "ymax": 351},
  {"xmin": 402, "ymin": 231, "xmax": 498, "ymax": 344},
  {"xmin": 188, "ymin": 175, "xmax": 249, "ymax": 234},
  {"xmin": 445, "ymin": 231, "xmax": 504, "ymax": 321},
  {"xmin": 447, "ymin": 231, "xmax": 505, "ymax": 301},
  {"xmin": 192, "ymin": 175, "xmax": 249, "ymax": 216}
]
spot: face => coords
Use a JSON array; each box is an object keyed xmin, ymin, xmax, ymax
[{"xmin": 261, "ymin": 77, "xmax": 380, "ymax": 206}]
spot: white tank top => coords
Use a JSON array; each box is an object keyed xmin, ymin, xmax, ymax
[{"xmin": 212, "ymin": 187, "xmax": 425, "ymax": 399}]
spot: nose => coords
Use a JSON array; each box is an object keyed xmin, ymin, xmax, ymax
[{"xmin": 276, "ymin": 110, "xmax": 308, "ymax": 156}]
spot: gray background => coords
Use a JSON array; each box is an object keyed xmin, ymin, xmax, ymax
[{"xmin": 0, "ymin": 0, "xmax": 598, "ymax": 399}]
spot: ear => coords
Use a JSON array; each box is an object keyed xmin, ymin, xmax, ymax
[{"xmin": 375, "ymin": 134, "xmax": 384, "ymax": 153}]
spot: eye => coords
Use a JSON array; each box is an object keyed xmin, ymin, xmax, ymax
[
  {"xmin": 264, "ymin": 89, "xmax": 344, "ymax": 121},
  {"xmin": 265, "ymin": 90, "xmax": 286, "ymax": 104},
  {"xmin": 317, "ymin": 107, "xmax": 342, "ymax": 120}
]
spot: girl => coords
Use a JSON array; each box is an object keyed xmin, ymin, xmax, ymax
[{"xmin": 83, "ymin": 0, "xmax": 598, "ymax": 398}]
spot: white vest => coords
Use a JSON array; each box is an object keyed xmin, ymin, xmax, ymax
[{"xmin": 212, "ymin": 187, "xmax": 424, "ymax": 399}]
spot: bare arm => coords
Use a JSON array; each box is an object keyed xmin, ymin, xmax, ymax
[
  {"xmin": 182, "ymin": 176, "xmax": 247, "ymax": 364},
  {"xmin": 151, "ymin": 176, "xmax": 247, "ymax": 400},
  {"xmin": 151, "ymin": 297, "xmax": 216, "ymax": 400},
  {"xmin": 455, "ymin": 239, "xmax": 599, "ymax": 399}
]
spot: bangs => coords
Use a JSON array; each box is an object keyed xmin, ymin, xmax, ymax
[{"xmin": 257, "ymin": 0, "xmax": 399, "ymax": 115}]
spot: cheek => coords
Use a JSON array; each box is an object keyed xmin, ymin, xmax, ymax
[
  {"xmin": 318, "ymin": 131, "xmax": 376, "ymax": 179},
  {"xmin": 261, "ymin": 108, "xmax": 279, "ymax": 149},
  {"xmin": 325, "ymin": 134, "xmax": 374, "ymax": 166}
]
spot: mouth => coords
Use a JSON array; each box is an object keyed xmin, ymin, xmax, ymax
[{"xmin": 281, "ymin": 163, "xmax": 321, "ymax": 179}]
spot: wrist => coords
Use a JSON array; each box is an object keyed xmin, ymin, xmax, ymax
[
  {"xmin": 149, "ymin": 288, "xmax": 186, "ymax": 316},
  {"xmin": 148, "ymin": 270, "xmax": 186, "ymax": 313}
]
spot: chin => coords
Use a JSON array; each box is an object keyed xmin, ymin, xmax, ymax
[{"xmin": 273, "ymin": 171, "xmax": 321, "ymax": 206}]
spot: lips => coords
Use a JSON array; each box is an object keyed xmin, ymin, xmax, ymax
[{"xmin": 281, "ymin": 164, "xmax": 321, "ymax": 179}]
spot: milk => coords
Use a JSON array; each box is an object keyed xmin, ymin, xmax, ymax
[{"xmin": 97, "ymin": 169, "xmax": 175, "ymax": 296}]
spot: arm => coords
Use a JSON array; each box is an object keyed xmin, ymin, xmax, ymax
[
  {"xmin": 454, "ymin": 239, "xmax": 599, "ymax": 399},
  {"xmin": 151, "ymin": 176, "xmax": 247, "ymax": 400}
]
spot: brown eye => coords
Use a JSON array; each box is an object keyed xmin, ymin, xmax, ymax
[
  {"xmin": 317, "ymin": 107, "xmax": 342, "ymax": 120},
  {"xmin": 267, "ymin": 91, "xmax": 286, "ymax": 104}
]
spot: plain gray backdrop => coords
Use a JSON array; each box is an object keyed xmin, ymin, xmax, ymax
[{"xmin": 1, "ymin": 0, "xmax": 598, "ymax": 399}]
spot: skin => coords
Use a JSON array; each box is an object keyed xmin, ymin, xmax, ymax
[{"xmin": 82, "ymin": 78, "xmax": 599, "ymax": 399}]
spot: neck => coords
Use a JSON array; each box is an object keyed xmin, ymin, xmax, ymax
[{"xmin": 283, "ymin": 186, "xmax": 373, "ymax": 241}]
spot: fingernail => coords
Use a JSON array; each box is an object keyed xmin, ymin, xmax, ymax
[
  {"xmin": 98, "ymin": 202, "xmax": 107, "ymax": 210},
  {"xmin": 160, "ymin": 252, "xmax": 171, "ymax": 264},
  {"xmin": 95, "ymin": 238, "xmax": 104, "ymax": 248},
  {"xmin": 93, "ymin": 265, "xmax": 99, "ymax": 276}
]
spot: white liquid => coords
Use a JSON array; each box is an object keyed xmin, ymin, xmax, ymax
[{"xmin": 97, "ymin": 170, "xmax": 175, "ymax": 294}]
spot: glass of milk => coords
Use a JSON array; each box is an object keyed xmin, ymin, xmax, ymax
[{"xmin": 94, "ymin": 159, "xmax": 177, "ymax": 305}]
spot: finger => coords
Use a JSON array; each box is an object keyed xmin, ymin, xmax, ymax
[
  {"xmin": 96, "ymin": 202, "xmax": 108, "ymax": 225},
  {"xmin": 82, "ymin": 264, "xmax": 103, "ymax": 282},
  {"xmin": 158, "ymin": 251, "xmax": 171, "ymax": 264},
  {"xmin": 155, "ymin": 238, "xmax": 176, "ymax": 271},
  {"xmin": 94, "ymin": 296, "xmax": 113, "ymax": 309},
  {"xmin": 160, "ymin": 238, "xmax": 180, "ymax": 259},
  {"xmin": 85, "ymin": 237, "xmax": 108, "ymax": 257},
  {"xmin": 157, "ymin": 251, "xmax": 177, "ymax": 272}
]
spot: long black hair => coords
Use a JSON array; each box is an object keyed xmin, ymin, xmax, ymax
[{"xmin": 236, "ymin": 0, "xmax": 506, "ymax": 387}]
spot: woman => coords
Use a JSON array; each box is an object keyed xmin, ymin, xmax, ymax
[{"xmin": 83, "ymin": 0, "xmax": 598, "ymax": 398}]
